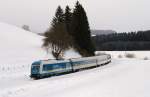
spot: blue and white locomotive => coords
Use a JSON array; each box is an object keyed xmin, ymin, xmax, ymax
[{"xmin": 30, "ymin": 54, "xmax": 111, "ymax": 79}]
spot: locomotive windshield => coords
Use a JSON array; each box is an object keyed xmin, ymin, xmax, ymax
[{"xmin": 31, "ymin": 66, "xmax": 40, "ymax": 74}]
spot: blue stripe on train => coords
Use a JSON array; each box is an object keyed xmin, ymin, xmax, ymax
[{"xmin": 41, "ymin": 62, "xmax": 72, "ymax": 76}]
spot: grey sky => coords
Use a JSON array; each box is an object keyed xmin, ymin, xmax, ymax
[{"xmin": 0, "ymin": 0, "xmax": 149, "ymax": 33}]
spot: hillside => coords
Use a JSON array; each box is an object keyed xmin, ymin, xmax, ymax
[
  {"xmin": 0, "ymin": 22, "xmax": 49, "ymax": 64},
  {"xmin": 91, "ymin": 29, "xmax": 116, "ymax": 36},
  {"xmin": 37, "ymin": 29, "xmax": 116, "ymax": 37}
]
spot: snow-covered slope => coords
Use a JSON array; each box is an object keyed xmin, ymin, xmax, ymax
[
  {"xmin": 0, "ymin": 22, "xmax": 49, "ymax": 64},
  {"xmin": 0, "ymin": 22, "xmax": 41, "ymax": 46}
]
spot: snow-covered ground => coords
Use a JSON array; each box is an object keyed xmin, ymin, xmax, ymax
[
  {"xmin": 96, "ymin": 51, "xmax": 150, "ymax": 59},
  {"xmin": 1, "ymin": 59, "xmax": 150, "ymax": 97},
  {"xmin": 0, "ymin": 22, "xmax": 150, "ymax": 97}
]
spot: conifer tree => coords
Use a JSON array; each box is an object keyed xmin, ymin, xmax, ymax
[
  {"xmin": 71, "ymin": 1, "xmax": 95, "ymax": 57},
  {"xmin": 64, "ymin": 5, "xmax": 72, "ymax": 33}
]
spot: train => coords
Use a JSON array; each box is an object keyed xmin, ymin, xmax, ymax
[{"xmin": 30, "ymin": 54, "xmax": 111, "ymax": 79}]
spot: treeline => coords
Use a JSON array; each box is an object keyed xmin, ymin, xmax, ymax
[
  {"xmin": 93, "ymin": 30, "xmax": 150, "ymax": 51},
  {"xmin": 43, "ymin": 1, "xmax": 95, "ymax": 59}
]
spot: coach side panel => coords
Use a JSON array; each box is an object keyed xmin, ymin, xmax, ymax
[
  {"xmin": 96, "ymin": 55, "xmax": 111, "ymax": 65},
  {"xmin": 71, "ymin": 58, "xmax": 97, "ymax": 71}
]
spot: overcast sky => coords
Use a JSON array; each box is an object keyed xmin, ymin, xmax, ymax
[{"xmin": 0, "ymin": 0, "xmax": 149, "ymax": 33}]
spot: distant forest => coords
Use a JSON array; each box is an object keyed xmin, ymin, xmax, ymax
[{"xmin": 92, "ymin": 30, "xmax": 150, "ymax": 51}]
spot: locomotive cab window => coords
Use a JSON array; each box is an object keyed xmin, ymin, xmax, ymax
[{"xmin": 31, "ymin": 65, "xmax": 40, "ymax": 74}]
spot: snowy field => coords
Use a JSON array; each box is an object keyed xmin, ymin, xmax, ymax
[
  {"xmin": 96, "ymin": 51, "xmax": 150, "ymax": 59},
  {"xmin": 0, "ymin": 22, "xmax": 150, "ymax": 97}
]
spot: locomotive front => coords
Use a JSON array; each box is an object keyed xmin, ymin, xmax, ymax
[{"xmin": 30, "ymin": 61, "xmax": 41, "ymax": 78}]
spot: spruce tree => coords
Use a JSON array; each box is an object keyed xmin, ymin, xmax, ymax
[
  {"xmin": 71, "ymin": 1, "xmax": 95, "ymax": 57},
  {"xmin": 64, "ymin": 5, "xmax": 72, "ymax": 33}
]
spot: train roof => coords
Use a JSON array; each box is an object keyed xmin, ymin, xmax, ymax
[
  {"xmin": 41, "ymin": 59, "xmax": 70, "ymax": 64},
  {"xmin": 70, "ymin": 54, "xmax": 109, "ymax": 61},
  {"xmin": 32, "ymin": 60, "xmax": 41, "ymax": 66},
  {"xmin": 32, "ymin": 54, "xmax": 111, "ymax": 65}
]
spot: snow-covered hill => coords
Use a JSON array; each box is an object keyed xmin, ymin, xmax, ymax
[
  {"xmin": 0, "ymin": 22, "xmax": 150, "ymax": 97},
  {"xmin": 0, "ymin": 22, "xmax": 49, "ymax": 65}
]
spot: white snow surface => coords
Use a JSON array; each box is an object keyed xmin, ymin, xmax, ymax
[
  {"xmin": 0, "ymin": 22, "xmax": 150, "ymax": 97},
  {"xmin": 96, "ymin": 51, "xmax": 150, "ymax": 59},
  {"xmin": 1, "ymin": 59, "xmax": 150, "ymax": 97},
  {"xmin": 0, "ymin": 22, "xmax": 48, "ymax": 65}
]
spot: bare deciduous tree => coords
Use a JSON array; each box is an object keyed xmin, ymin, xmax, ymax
[{"xmin": 43, "ymin": 22, "xmax": 72, "ymax": 60}]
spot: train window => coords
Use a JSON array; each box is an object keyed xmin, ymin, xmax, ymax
[
  {"xmin": 31, "ymin": 66, "xmax": 40, "ymax": 74},
  {"xmin": 52, "ymin": 64, "xmax": 60, "ymax": 69},
  {"xmin": 43, "ymin": 62, "xmax": 69, "ymax": 71},
  {"xmin": 56, "ymin": 63, "xmax": 66, "ymax": 69},
  {"xmin": 43, "ymin": 64, "xmax": 53, "ymax": 71},
  {"xmin": 73, "ymin": 59, "xmax": 96, "ymax": 66},
  {"xmin": 66, "ymin": 63, "xmax": 71, "ymax": 68}
]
